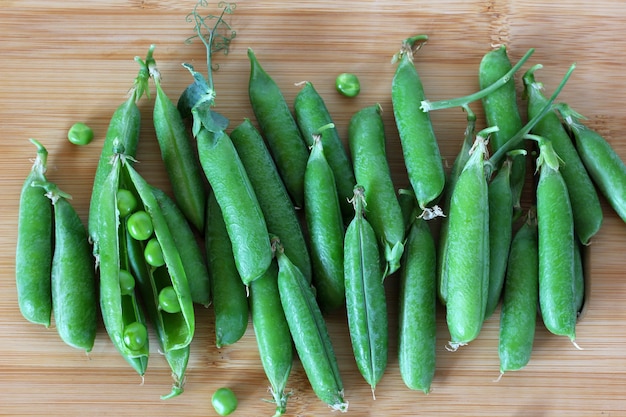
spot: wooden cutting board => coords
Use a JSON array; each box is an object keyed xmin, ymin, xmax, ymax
[{"xmin": 2, "ymin": 1, "xmax": 625, "ymax": 415}]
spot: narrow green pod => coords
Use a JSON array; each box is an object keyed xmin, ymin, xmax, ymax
[
  {"xmin": 524, "ymin": 65, "xmax": 602, "ymax": 245},
  {"xmin": 344, "ymin": 186, "xmax": 388, "ymax": 393},
  {"xmin": 196, "ymin": 127, "xmax": 272, "ymax": 285},
  {"xmin": 499, "ymin": 210, "xmax": 539, "ymax": 373},
  {"xmin": 398, "ymin": 218, "xmax": 436, "ymax": 393},
  {"xmin": 391, "ymin": 35, "xmax": 445, "ymax": 210},
  {"xmin": 161, "ymin": 346, "xmax": 190, "ymax": 400},
  {"xmin": 349, "ymin": 104, "xmax": 405, "ymax": 276},
  {"xmin": 304, "ymin": 136, "xmax": 345, "ymax": 312},
  {"xmin": 49, "ymin": 188, "xmax": 97, "ymax": 352},
  {"xmin": 249, "ymin": 261, "xmax": 292, "ymax": 416},
  {"xmin": 294, "ymin": 81, "xmax": 356, "ymax": 222},
  {"xmin": 16, "ymin": 139, "xmax": 52, "ymax": 327},
  {"xmin": 275, "ymin": 241, "xmax": 347, "ymax": 412},
  {"xmin": 573, "ymin": 240, "xmax": 585, "ymax": 314},
  {"xmin": 248, "ymin": 48, "xmax": 309, "ymax": 208},
  {"xmin": 152, "ymin": 187, "xmax": 211, "ymax": 307},
  {"xmin": 205, "ymin": 192, "xmax": 249, "ymax": 347},
  {"xmin": 231, "ymin": 119, "xmax": 311, "ymax": 283}
]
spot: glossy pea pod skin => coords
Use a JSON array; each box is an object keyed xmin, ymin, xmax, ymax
[
  {"xmin": 398, "ymin": 218, "xmax": 437, "ymax": 393},
  {"xmin": 294, "ymin": 81, "xmax": 356, "ymax": 223},
  {"xmin": 275, "ymin": 241, "xmax": 348, "ymax": 412},
  {"xmin": 524, "ymin": 66, "xmax": 603, "ymax": 245},
  {"xmin": 152, "ymin": 187, "xmax": 211, "ymax": 307},
  {"xmin": 304, "ymin": 136, "xmax": 346, "ymax": 312},
  {"xmin": 349, "ymin": 104, "xmax": 405, "ymax": 276},
  {"xmin": 230, "ymin": 119, "xmax": 311, "ymax": 283},
  {"xmin": 344, "ymin": 186, "xmax": 388, "ymax": 393},
  {"xmin": 444, "ymin": 136, "xmax": 490, "ymax": 348},
  {"xmin": 249, "ymin": 261, "xmax": 293, "ymax": 416},
  {"xmin": 247, "ymin": 48, "xmax": 309, "ymax": 208},
  {"xmin": 196, "ymin": 127, "xmax": 272, "ymax": 285},
  {"xmin": 16, "ymin": 139, "xmax": 53, "ymax": 327},
  {"xmin": 499, "ymin": 210, "xmax": 539, "ymax": 374},
  {"xmin": 392, "ymin": 35, "xmax": 445, "ymax": 211},
  {"xmin": 205, "ymin": 192, "xmax": 249, "ymax": 348}
]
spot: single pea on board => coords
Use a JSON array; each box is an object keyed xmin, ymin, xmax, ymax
[
  {"xmin": 212, "ymin": 387, "xmax": 238, "ymax": 416},
  {"xmin": 67, "ymin": 122, "xmax": 94, "ymax": 146},
  {"xmin": 335, "ymin": 73, "xmax": 361, "ymax": 97}
]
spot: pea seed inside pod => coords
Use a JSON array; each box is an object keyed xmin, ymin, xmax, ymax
[
  {"xmin": 116, "ymin": 189, "xmax": 138, "ymax": 218},
  {"xmin": 144, "ymin": 238, "xmax": 165, "ymax": 267},
  {"xmin": 127, "ymin": 210, "xmax": 154, "ymax": 241},
  {"xmin": 123, "ymin": 321, "xmax": 148, "ymax": 351},
  {"xmin": 158, "ymin": 286, "xmax": 182, "ymax": 314},
  {"xmin": 118, "ymin": 269, "xmax": 136, "ymax": 296}
]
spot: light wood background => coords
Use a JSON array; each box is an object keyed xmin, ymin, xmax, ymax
[{"xmin": 2, "ymin": 1, "xmax": 626, "ymax": 416}]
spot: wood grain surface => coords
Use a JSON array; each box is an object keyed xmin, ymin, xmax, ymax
[{"xmin": 2, "ymin": 1, "xmax": 626, "ymax": 416}]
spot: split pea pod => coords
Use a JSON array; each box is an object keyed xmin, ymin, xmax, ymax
[
  {"xmin": 444, "ymin": 132, "xmax": 492, "ymax": 349},
  {"xmin": 205, "ymin": 191, "xmax": 249, "ymax": 348},
  {"xmin": 249, "ymin": 260, "xmax": 293, "ymax": 416},
  {"xmin": 348, "ymin": 104, "xmax": 405, "ymax": 276},
  {"xmin": 524, "ymin": 65, "xmax": 602, "ymax": 245},
  {"xmin": 304, "ymin": 135, "xmax": 345, "ymax": 312},
  {"xmin": 230, "ymin": 119, "xmax": 311, "ymax": 283},
  {"xmin": 294, "ymin": 81, "xmax": 356, "ymax": 222},
  {"xmin": 16, "ymin": 139, "xmax": 52, "ymax": 327},
  {"xmin": 275, "ymin": 239, "xmax": 348, "ymax": 412},
  {"xmin": 344, "ymin": 186, "xmax": 388, "ymax": 394},
  {"xmin": 248, "ymin": 48, "xmax": 309, "ymax": 208},
  {"xmin": 398, "ymin": 217, "xmax": 436, "ymax": 393},
  {"xmin": 498, "ymin": 209, "xmax": 538, "ymax": 374},
  {"xmin": 391, "ymin": 35, "xmax": 445, "ymax": 211},
  {"xmin": 196, "ymin": 127, "xmax": 272, "ymax": 285}
]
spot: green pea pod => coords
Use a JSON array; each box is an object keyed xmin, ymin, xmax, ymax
[
  {"xmin": 248, "ymin": 48, "xmax": 309, "ymax": 208},
  {"xmin": 391, "ymin": 35, "xmax": 445, "ymax": 211},
  {"xmin": 524, "ymin": 65, "xmax": 602, "ymax": 245},
  {"xmin": 197, "ymin": 127, "xmax": 272, "ymax": 285},
  {"xmin": 249, "ymin": 260, "xmax": 292, "ymax": 416},
  {"xmin": 535, "ymin": 139, "xmax": 577, "ymax": 343},
  {"xmin": 152, "ymin": 68, "xmax": 207, "ymax": 232},
  {"xmin": 344, "ymin": 186, "xmax": 388, "ymax": 394},
  {"xmin": 161, "ymin": 346, "xmax": 190, "ymax": 400},
  {"xmin": 152, "ymin": 187, "xmax": 211, "ymax": 307},
  {"xmin": 485, "ymin": 158, "xmax": 514, "ymax": 319},
  {"xmin": 304, "ymin": 135, "xmax": 345, "ymax": 312},
  {"xmin": 230, "ymin": 119, "xmax": 311, "ymax": 283},
  {"xmin": 574, "ymin": 240, "xmax": 585, "ymax": 314},
  {"xmin": 294, "ymin": 81, "xmax": 356, "ymax": 223},
  {"xmin": 349, "ymin": 104, "xmax": 405, "ymax": 276},
  {"xmin": 398, "ymin": 217, "xmax": 437, "ymax": 393},
  {"xmin": 445, "ymin": 134, "xmax": 491, "ymax": 349},
  {"xmin": 16, "ymin": 139, "xmax": 52, "ymax": 327},
  {"xmin": 479, "ymin": 45, "xmax": 526, "ymax": 208},
  {"xmin": 275, "ymin": 240, "xmax": 347, "ymax": 412},
  {"xmin": 205, "ymin": 192, "xmax": 249, "ymax": 348},
  {"xmin": 499, "ymin": 209, "xmax": 538, "ymax": 374},
  {"xmin": 46, "ymin": 185, "xmax": 98, "ymax": 352}
]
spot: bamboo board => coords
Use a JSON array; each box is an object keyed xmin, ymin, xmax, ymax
[{"xmin": 1, "ymin": 1, "xmax": 626, "ymax": 416}]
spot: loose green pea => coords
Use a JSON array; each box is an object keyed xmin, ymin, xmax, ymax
[
  {"xmin": 67, "ymin": 122, "xmax": 94, "ymax": 146},
  {"xmin": 119, "ymin": 269, "xmax": 136, "ymax": 296},
  {"xmin": 127, "ymin": 210, "xmax": 153, "ymax": 241},
  {"xmin": 212, "ymin": 387, "xmax": 238, "ymax": 416},
  {"xmin": 335, "ymin": 73, "xmax": 360, "ymax": 97},
  {"xmin": 123, "ymin": 321, "xmax": 148, "ymax": 351},
  {"xmin": 116, "ymin": 189, "xmax": 138, "ymax": 218},
  {"xmin": 158, "ymin": 286, "xmax": 181, "ymax": 314},
  {"xmin": 144, "ymin": 238, "xmax": 165, "ymax": 267}
]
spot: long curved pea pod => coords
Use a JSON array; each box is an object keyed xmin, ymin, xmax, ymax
[
  {"xmin": 247, "ymin": 48, "xmax": 309, "ymax": 208},
  {"xmin": 559, "ymin": 106, "xmax": 626, "ymax": 223},
  {"xmin": 523, "ymin": 65, "xmax": 602, "ymax": 245},
  {"xmin": 344, "ymin": 186, "xmax": 388, "ymax": 394},
  {"xmin": 275, "ymin": 240, "xmax": 348, "ymax": 412},
  {"xmin": 485, "ymin": 158, "xmax": 514, "ymax": 319},
  {"xmin": 498, "ymin": 209, "xmax": 539, "ymax": 374},
  {"xmin": 196, "ymin": 127, "xmax": 272, "ymax": 285},
  {"xmin": 230, "ymin": 119, "xmax": 311, "ymax": 283},
  {"xmin": 444, "ymin": 134, "xmax": 491, "ymax": 349},
  {"xmin": 205, "ymin": 192, "xmax": 249, "ymax": 348},
  {"xmin": 152, "ymin": 67, "xmax": 207, "ymax": 232},
  {"xmin": 249, "ymin": 261, "xmax": 292, "ymax": 416},
  {"xmin": 152, "ymin": 187, "xmax": 211, "ymax": 307},
  {"xmin": 46, "ymin": 185, "xmax": 98, "ymax": 352},
  {"xmin": 294, "ymin": 81, "xmax": 356, "ymax": 223},
  {"xmin": 16, "ymin": 139, "xmax": 52, "ymax": 327},
  {"xmin": 479, "ymin": 45, "xmax": 526, "ymax": 208},
  {"xmin": 348, "ymin": 104, "xmax": 405, "ymax": 276},
  {"xmin": 398, "ymin": 217, "xmax": 436, "ymax": 393},
  {"xmin": 391, "ymin": 35, "xmax": 445, "ymax": 211},
  {"xmin": 535, "ymin": 139, "xmax": 577, "ymax": 343},
  {"xmin": 304, "ymin": 135, "xmax": 345, "ymax": 312}
]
